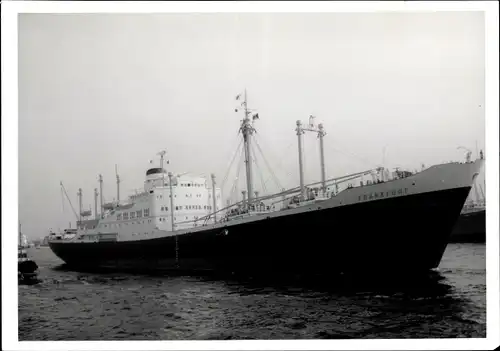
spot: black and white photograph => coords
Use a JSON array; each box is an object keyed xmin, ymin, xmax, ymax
[{"xmin": 2, "ymin": 1, "xmax": 499, "ymax": 350}]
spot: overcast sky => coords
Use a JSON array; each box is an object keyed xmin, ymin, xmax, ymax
[{"xmin": 18, "ymin": 12, "xmax": 485, "ymax": 239}]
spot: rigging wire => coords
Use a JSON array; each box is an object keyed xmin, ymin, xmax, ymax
[
  {"xmin": 195, "ymin": 168, "xmax": 376, "ymax": 223},
  {"xmin": 61, "ymin": 185, "xmax": 65, "ymax": 214},
  {"xmin": 253, "ymin": 134, "xmax": 284, "ymax": 191},
  {"xmin": 250, "ymin": 142, "xmax": 268, "ymax": 195},
  {"xmin": 261, "ymin": 139, "xmax": 297, "ymax": 186},
  {"xmin": 229, "ymin": 146, "xmax": 245, "ymax": 204},
  {"xmin": 220, "ymin": 138, "xmax": 243, "ymax": 191},
  {"xmin": 216, "ymin": 128, "xmax": 244, "ymax": 181},
  {"xmin": 326, "ymin": 140, "xmax": 383, "ymax": 170}
]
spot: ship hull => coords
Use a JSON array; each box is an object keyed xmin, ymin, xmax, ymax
[
  {"xmin": 449, "ymin": 209, "xmax": 486, "ymax": 243},
  {"xmin": 49, "ymin": 185, "xmax": 471, "ymax": 276}
]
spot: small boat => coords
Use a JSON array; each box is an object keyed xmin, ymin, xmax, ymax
[{"xmin": 18, "ymin": 223, "xmax": 39, "ymax": 283}]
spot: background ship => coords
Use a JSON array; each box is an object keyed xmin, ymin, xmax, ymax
[
  {"xmin": 449, "ymin": 149, "xmax": 486, "ymax": 243},
  {"xmin": 49, "ymin": 93, "xmax": 484, "ymax": 277}
]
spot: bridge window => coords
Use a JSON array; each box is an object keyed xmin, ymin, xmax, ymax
[
  {"xmin": 144, "ymin": 208, "xmax": 150, "ymax": 217},
  {"xmin": 137, "ymin": 210, "xmax": 142, "ymax": 218},
  {"xmin": 123, "ymin": 213, "xmax": 129, "ymax": 220},
  {"xmin": 117, "ymin": 214, "xmax": 122, "ymax": 220},
  {"xmin": 130, "ymin": 212, "xmax": 136, "ymax": 219}
]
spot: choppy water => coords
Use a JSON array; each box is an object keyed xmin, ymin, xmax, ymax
[{"xmin": 18, "ymin": 244, "xmax": 486, "ymax": 340}]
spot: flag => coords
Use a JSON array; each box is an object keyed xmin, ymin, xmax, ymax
[
  {"xmin": 149, "ymin": 160, "xmax": 153, "ymax": 164},
  {"xmin": 253, "ymin": 113, "xmax": 259, "ymax": 120},
  {"xmin": 236, "ymin": 94, "xmax": 241, "ymax": 100}
]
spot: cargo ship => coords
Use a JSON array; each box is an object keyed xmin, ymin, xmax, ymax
[
  {"xmin": 49, "ymin": 93, "xmax": 484, "ymax": 276},
  {"xmin": 449, "ymin": 150, "xmax": 486, "ymax": 244},
  {"xmin": 450, "ymin": 200, "xmax": 486, "ymax": 243}
]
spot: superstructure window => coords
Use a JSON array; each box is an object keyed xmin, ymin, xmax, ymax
[
  {"xmin": 117, "ymin": 213, "xmax": 122, "ymax": 220},
  {"xmin": 123, "ymin": 213, "xmax": 129, "ymax": 220},
  {"xmin": 137, "ymin": 210, "xmax": 142, "ymax": 218},
  {"xmin": 130, "ymin": 212, "xmax": 136, "ymax": 219},
  {"xmin": 144, "ymin": 208, "xmax": 150, "ymax": 217}
]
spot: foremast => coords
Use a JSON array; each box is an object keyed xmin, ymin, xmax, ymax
[{"xmin": 236, "ymin": 89, "xmax": 259, "ymax": 208}]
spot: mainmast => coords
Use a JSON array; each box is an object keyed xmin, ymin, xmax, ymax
[
  {"xmin": 296, "ymin": 115, "xmax": 327, "ymax": 200},
  {"xmin": 236, "ymin": 89, "xmax": 258, "ymax": 207}
]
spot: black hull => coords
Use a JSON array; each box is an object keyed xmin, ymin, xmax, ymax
[
  {"xmin": 50, "ymin": 186, "xmax": 471, "ymax": 276},
  {"xmin": 449, "ymin": 209, "xmax": 486, "ymax": 243}
]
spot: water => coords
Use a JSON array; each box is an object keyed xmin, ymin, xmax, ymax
[{"xmin": 18, "ymin": 244, "xmax": 486, "ymax": 340}]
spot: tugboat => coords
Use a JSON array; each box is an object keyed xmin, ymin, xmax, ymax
[{"xmin": 18, "ymin": 222, "xmax": 39, "ymax": 283}]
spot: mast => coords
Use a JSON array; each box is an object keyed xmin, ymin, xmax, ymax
[
  {"xmin": 237, "ymin": 90, "xmax": 255, "ymax": 207},
  {"xmin": 77, "ymin": 188, "xmax": 83, "ymax": 223},
  {"xmin": 242, "ymin": 190, "xmax": 247, "ymax": 209},
  {"xmin": 115, "ymin": 164, "xmax": 120, "ymax": 203},
  {"xmin": 158, "ymin": 150, "xmax": 167, "ymax": 186},
  {"xmin": 211, "ymin": 174, "xmax": 217, "ymax": 223},
  {"xmin": 296, "ymin": 116, "xmax": 327, "ymax": 200},
  {"xmin": 318, "ymin": 123, "xmax": 327, "ymax": 196},
  {"xmin": 168, "ymin": 172, "xmax": 175, "ymax": 231},
  {"xmin": 98, "ymin": 174, "xmax": 104, "ymax": 218},
  {"xmin": 94, "ymin": 188, "xmax": 99, "ymax": 220},
  {"xmin": 19, "ymin": 221, "xmax": 22, "ymax": 247},
  {"xmin": 296, "ymin": 120, "xmax": 306, "ymax": 201}
]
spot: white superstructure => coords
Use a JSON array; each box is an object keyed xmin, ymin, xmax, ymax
[{"xmin": 73, "ymin": 168, "xmax": 222, "ymax": 242}]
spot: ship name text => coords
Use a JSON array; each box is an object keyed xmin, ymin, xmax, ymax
[{"xmin": 358, "ymin": 188, "xmax": 409, "ymax": 202}]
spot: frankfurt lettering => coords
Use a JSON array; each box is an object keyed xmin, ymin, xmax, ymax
[{"xmin": 359, "ymin": 188, "xmax": 408, "ymax": 202}]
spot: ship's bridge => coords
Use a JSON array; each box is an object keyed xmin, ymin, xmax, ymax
[
  {"xmin": 146, "ymin": 167, "xmax": 166, "ymax": 176},
  {"xmin": 144, "ymin": 167, "xmax": 174, "ymax": 191}
]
